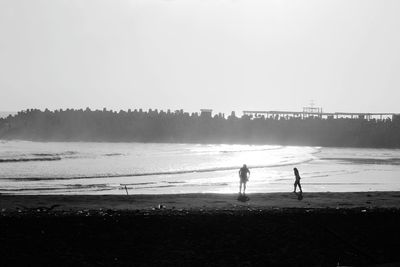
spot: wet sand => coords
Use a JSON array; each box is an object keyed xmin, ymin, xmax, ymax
[
  {"xmin": 1, "ymin": 191, "xmax": 400, "ymax": 211},
  {"xmin": 1, "ymin": 192, "xmax": 400, "ymax": 266}
]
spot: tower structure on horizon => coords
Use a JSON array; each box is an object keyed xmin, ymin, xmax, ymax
[{"xmin": 302, "ymin": 101, "xmax": 323, "ymax": 118}]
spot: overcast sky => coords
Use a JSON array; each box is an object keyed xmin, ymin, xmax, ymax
[{"xmin": 1, "ymin": 0, "xmax": 400, "ymax": 114}]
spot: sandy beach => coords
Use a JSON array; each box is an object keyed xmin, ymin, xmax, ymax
[
  {"xmin": 1, "ymin": 191, "xmax": 400, "ymax": 212},
  {"xmin": 1, "ymin": 192, "xmax": 400, "ymax": 266}
]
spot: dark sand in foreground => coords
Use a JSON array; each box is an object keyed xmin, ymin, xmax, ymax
[
  {"xmin": 1, "ymin": 192, "xmax": 400, "ymax": 266},
  {"xmin": 1, "ymin": 191, "xmax": 400, "ymax": 211}
]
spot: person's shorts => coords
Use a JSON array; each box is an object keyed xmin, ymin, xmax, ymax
[{"xmin": 240, "ymin": 177, "xmax": 248, "ymax": 183}]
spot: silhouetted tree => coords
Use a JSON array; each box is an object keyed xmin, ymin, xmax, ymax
[{"xmin": 0, "ymin": 109, "xmax": 399, "ymax": 148}]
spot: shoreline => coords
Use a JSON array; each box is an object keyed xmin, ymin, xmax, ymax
[{"xmin": 1, "ymin": 191, "xmax": 400, "ymax": 213}]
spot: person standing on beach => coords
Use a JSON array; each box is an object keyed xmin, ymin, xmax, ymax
[
  {"xmin": 293, "ymin": 167, "xmax": 302, "ymax": 193},
  {"xmin": 239, "ymin": 164, "xmax": 250, "ymax": 195}
]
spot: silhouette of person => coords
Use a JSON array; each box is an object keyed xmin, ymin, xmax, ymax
[
  {"xmin": 239, "ymin": 164, "xmax": 250, "ymax": 195},
  {"xmin": 293, "ymin": 167, "xmax": 302, "ymax": 193}
]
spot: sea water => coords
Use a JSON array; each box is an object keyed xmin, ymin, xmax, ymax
[{"xmin": 1, "ymin": 140, "xmax": 400, "ymax": 194}]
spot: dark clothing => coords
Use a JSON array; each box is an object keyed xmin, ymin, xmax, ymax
[
  {"xmin": 239, "ymin": 167, "xmax": 250, "ymax": 182},
  {"xmin": 294, "ymin": 169, "xmax": 301, "ymax": 180},
  {"xmin": 293, "ymin": 168, "xmax": 302, "ymax": 192}
]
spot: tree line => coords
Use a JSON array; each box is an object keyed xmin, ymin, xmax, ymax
[{"xmin": 0, "ymin": 108, "xmax": 400, "ymax": 148}]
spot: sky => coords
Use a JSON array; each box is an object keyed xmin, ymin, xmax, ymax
[{"xmin": 0, "ymin": 0, "xmax": 400, "ymax": 114}]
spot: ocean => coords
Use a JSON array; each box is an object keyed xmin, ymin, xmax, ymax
[{"xmin": 1, "ymin": 140, "xmax": 400, "ymax": 194}]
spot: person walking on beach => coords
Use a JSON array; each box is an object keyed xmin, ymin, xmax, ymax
[
  {"xmin": 239, "ymin": 164, "xmax": 250, "ymax": 195},
  {"xmin": 293, "ymin": 167, "xmax": 302, "ymax": 193}
]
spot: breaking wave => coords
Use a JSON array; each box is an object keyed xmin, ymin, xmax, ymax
[
  {"xmin": 0, "ymin": 157, "xmax": 314, "ymax": 181},
  {"xmin": 0, "ymin": 151, "xmax": 79, "ymax": 163},
  {"xmin": 321, "ymin": 157, "xmax": 400, "ymax": 165},
  {"xmin": 0, "ymin": 157, "xmax": 62, "ymax": 163}
]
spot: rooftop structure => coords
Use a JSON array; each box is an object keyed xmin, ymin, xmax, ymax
[{"xmin": 302, "ymin": 101, "xmax": 323, "ymax": 116}]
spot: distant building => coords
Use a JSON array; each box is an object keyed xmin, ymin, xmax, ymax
[
  {"xmin": 200, "ymin": 109, "xmax": 213, "ymax": 117},
  {"xmin": 302, "ymin": 102, "xmax": 323, "ymax": 118}
]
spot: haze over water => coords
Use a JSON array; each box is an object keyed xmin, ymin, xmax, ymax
[{"xmin": 0, "ymin": 141, "xmax": 399, "ymax": 194}]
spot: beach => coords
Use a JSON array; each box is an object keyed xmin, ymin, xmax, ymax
[
  {"xmin": 1, "ymin": 191, "xmax": 400, "ymax": 211},
  {"xmin": 2, "ymin": 141, "xmax": 400, "ymax": 195},
  {"xmin": 2, "ymin": 0, "xmax": 400, "ymax": 265},
  {"xmin": 1, "ymin": 192, "xmax": 400, "ymax": 266}
]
